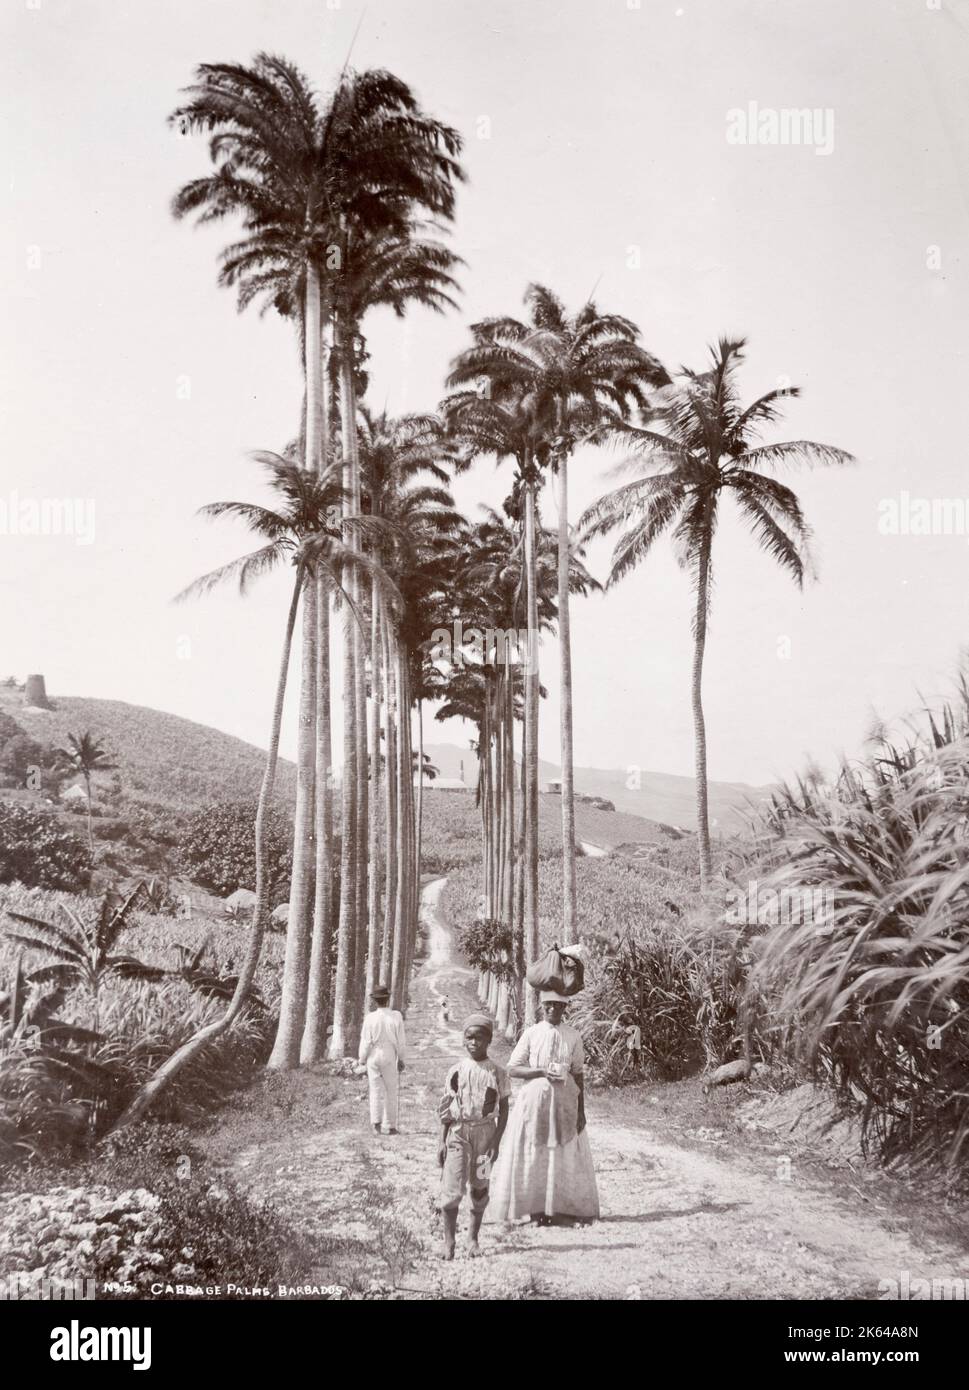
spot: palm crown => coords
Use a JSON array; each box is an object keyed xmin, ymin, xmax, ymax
[{"xmin": 583, "ymin": 337, "xmax": 853, "ymax": 594}]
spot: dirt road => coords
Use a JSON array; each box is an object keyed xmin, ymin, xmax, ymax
[{"xmin": 205, "ymin": 879, "xmax": 969, "ymax": 1300}]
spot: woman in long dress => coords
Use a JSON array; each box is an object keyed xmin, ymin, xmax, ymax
[{"xmin": 489, "ymin": 992, "xmax": 599, "ymax": 1224}]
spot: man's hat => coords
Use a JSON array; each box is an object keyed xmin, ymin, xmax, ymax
[
  {"xmin": 539, "ymin": 990, "xmax": 571, "ymax": 1005},
  {"xmin": 371, "ymin": 984, "xmax": 391, "ymax": 1002}
]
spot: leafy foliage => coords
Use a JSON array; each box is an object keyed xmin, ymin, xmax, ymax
[
  {"xmin": 176, "ymin": 799, "xmax": 293, "ymax": 904},
  {"xmin": 745, "ymin": 718, "xmax": 969, "ymax": 1168},
  {"xmin": 454, "ymin": 917, "xmax": 515, "ymax": 981},
  {"xmin": 0, "ymin": 804, "xmax": 91, "ymax": 891},
  {"xmin": 2, "ymin": 884, "xmax": 165, "ymax": 1002}
]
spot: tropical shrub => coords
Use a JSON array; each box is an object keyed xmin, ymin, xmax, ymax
[
  {"xmin": 746, "ymin": 731, "xmax": 969, "ymax": 1168},
  {"xmin": 0, "ymin": 732, "xmax": 59, "ymax": 790},
  {"xmin": 2, "ymin": 1129, "xmax": 363, "ymax": 1300},
  {"xmin": 0, "ymin": 881, "xmax": 283, "ymax": 1164},
  {"xmin": 455, "ymin": 917, "xmax": 515, "ymax": 980},
  {"xmin": 442, "ymin": 852, "xmax": 740, "ymax": 1080},
  {"xmin": 0, "ymin": 804, "xmax": 90, "ymax": 891},
  {"xmin": 567, "ymin": 919, "xmax": 751, "ymax": 1082},
  {"xmin": 176, "ymin": 800, "xmax": 292, "ymax": 905}
]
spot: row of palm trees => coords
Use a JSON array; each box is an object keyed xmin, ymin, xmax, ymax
[{"xmin": 118, "ymin": 52, "xmax": 852, "ymax": 1120}]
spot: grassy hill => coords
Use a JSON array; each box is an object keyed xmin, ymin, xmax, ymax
[
  {"xmin": 423, "ymin": 742, "xmax": 771, "ymax": 833},
  {"xmin": 0, "ymin": 686, "xmax": 296, "ymax": 812},
  {"xmin": 419, "ymin": 785, "xmax": 681, "ymax": 877}
]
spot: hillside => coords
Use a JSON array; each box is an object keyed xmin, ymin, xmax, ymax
[
  {"xmin": 0, "ymin": 681, "xmax": 751, "ymax": 845},
  {"xmin": 0, "ymin": 686, "xmax": 296, "ymax": 811},
  {"xmin": 423, "ymin": 742, "xmax": 771, "ymax": 833},
  {"xmin": 419, "ymin": 786, "xmax": 681, "ymax": 880}
]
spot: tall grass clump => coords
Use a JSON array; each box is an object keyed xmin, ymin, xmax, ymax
[
  {"xmin": 745, "ymin": 679, "xmax": 969, "ymax": 1168},
  {"xmin": 0, "ymin": 882, "xmax": 281, "ymax": 1166}
]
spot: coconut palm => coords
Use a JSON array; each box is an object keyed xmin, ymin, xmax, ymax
[
  {"xmin": 445, "ymin": 286, "xmax": 667, "ymax": 937},
  {"xmin": 581, "ymin": 338, "xmax": 854, "ymax": 890},
  {"xmin": 56, "ymin": 733, "xmax": 118, "ymax": 851}
]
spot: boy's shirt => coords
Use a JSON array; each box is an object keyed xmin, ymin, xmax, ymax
[{"xmin": 439, "ymin": 1056, "xmax": 510, "ymax": 1124}]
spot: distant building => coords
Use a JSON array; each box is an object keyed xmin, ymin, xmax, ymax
[
  {"xmin": 545, "ymin": 778, "xmax": 562, "ymax": 794},
  {"xmin": 415, "ymin": 776, "xmax": 469, "ymax": 791},
  {"xmin": 60, "ymin": 784, "xmax": 87, "ymax": 805},
  {"xmin": 24, "ymin": 674, "xmax": 52, "ymax": 710}
]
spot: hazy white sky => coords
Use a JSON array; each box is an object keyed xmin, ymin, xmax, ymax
[{"xmin": 3, "ymin": 0, "xmax": 968, "ymax": 785}]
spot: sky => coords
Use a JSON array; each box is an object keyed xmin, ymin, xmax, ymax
[{"xmin": 2, "ymin": 0, "xmax": 968, "ymax": 786}]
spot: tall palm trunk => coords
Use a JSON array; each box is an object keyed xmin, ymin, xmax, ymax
[
  {"xmin": 301, "ymin": 311, "xmax": 334, "ymax": 1065},
  {"xmin": 301, "ymin": 591, "xmax": 333, "ymax": 1062},
  {"xmin": 84, "ymin": 772, "xmax": 93, "ymax": 851},
  {"xmin": 350, "ymin": 398, "xmax": 369, "ymax": 1047},
  {"xmin": 502, "ymin": 667, "xmax": 515, "ymax": 930},
  {"xmin": 390, "ymin": 646, "xmax": 411, "ymax": 1009},
  {"xmin": 415, "ymin": 696, "xmax": 424, "ymax": 892},
  {"xmin": 692, "ymin": 517, "xmax": 714, "ymax": 892},
  {"xmin": 480, "ymin": 702, "xmax": 493, "ymax": 916},
  {"xmin": 329, "ymin": 323, "xmax": 359, "ymax": 1058},
  {"xmin": 494, "ymin": 676, "xmax": 505, "ymax": 918},
  {"xmin": 116, "ymin": 567, "xmax": 303, "ymax": 1126},
  {"xmin": 380, "ymin": 617, "xmax": 398, "ymax": 984},
  {"xmin": 556, "ymin": 453, "xmax": 578, "ymax": 939},
  {"xmin": 365, "ymin": 584, "xmax": 383, "ymax": 998},
  {"xmin": 268, "ymin": 264, "xmax": 322, "ymax": 1070},
  {"xmin": 522, "ymin": 471, "xmax": 541, "ymax": 1024}
]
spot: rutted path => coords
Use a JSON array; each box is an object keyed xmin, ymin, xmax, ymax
[{"xmin": 203, "ymin": 880, "xmax": 969, "ymax": 1300}]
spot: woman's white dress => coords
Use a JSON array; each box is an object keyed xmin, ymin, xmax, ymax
[{"xmin": 489, "ymin": 1020, "xmax": 600, "ymax": 1222}]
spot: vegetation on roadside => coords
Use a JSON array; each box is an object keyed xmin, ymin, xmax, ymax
[{"xmin": 0, "ymin": 882, "xmax": 282, "ymax": 1167}]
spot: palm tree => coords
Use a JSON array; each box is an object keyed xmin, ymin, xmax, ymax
[
  {"xmin": 56, "ymin": 733, "xmax": 118, "ymax": 850},
  {"xmin": 170, "ymin": 55, "xmax": 463, "ymax": 1067},
  {"xmin": 444, "ymin": 286, "xmax": 667, "ymax": 940},
  {"xmin": 326, "ymin": 231, "xmax": 462, "ymax": 1050},
  {"xmin": 356, "ymin": 410, "xmax": 464, "ymax": 1011},
  {"xmin": 580, "ymin": 338, "xmax": 854, "ymax": 890},
  {"xmin": 442, "ymin": 384, "xmax": 559, "ymax": 1021},
  {"xmin": 114, "ymin": 454, "xmax": 395, "ymax": 1127}
]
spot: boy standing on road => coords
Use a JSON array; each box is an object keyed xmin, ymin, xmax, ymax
[
  {"xmin": 358, "ymin": 985, "xmax": 406, "ymax": 1135},
  {"xmin": 437, "ymin": 1014, "xmax": 510, "ymax": 1259}
]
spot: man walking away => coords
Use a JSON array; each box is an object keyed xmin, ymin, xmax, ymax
[{"xmin": 358, "ymin": 984, "xmax": 406, "ymax": 1134}]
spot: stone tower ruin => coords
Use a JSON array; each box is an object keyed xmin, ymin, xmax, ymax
[{"xmin": 24, "ymin": 674, "xmax": 52, "ymax": 709}]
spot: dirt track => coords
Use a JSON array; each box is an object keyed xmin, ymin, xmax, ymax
[{"xmin": 204, "ymin": 879, "xmax": 969, "ymax": 1300}]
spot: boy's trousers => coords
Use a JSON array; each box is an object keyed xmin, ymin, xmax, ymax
[
  {"xmin": 440, "ymin": 1116, "xmax": 497, "ymax": 1212},
  {"xmin": 367, "ymin": 1049, "xmax": 399, "ymax": 1128}
]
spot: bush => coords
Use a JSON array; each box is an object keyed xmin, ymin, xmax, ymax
[
  {"xmin": 2, "ymin": 1129, "xmax": 364, "ymax": 1300},
  {"xmin": 0, "ymin": 804, "xmax": 90, "ymax": 891},
  {"xmin": 441, "ymin": 854, "xmax": 736, "ymax": 1081},
  {"xmin": 176, "ymin": 800, "xmax": 292, "ymax": 905},
  {"xmin": 747, "ymin": 735, "xmax": 969, "ymax": 1168},
  {"xmin": 568, "ymin": 919, "xmax": 751, "ymax": 1082}
]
